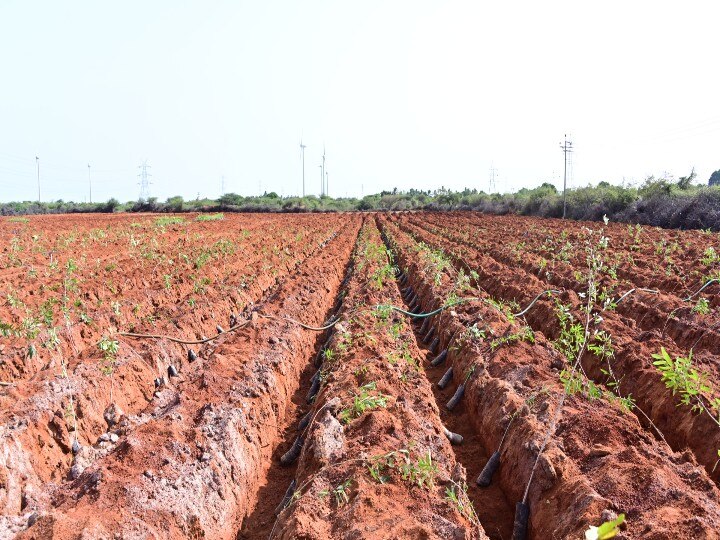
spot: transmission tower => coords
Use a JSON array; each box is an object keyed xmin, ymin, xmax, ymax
[
  {"xmin": 560, "ymin": 135, "xmax": 573, "ymax": 219},
  {"xmin": 138, "ymin": 160, "xmax": 152, "ymax": 200},
  {"xmin": 489, "ymin": 163, "xmax": 497, "ymax": 193}
]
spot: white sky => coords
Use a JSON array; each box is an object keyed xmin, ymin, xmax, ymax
[{"xmin": 1, "ymin": 0, "xmax": 719, "ymax": 203}]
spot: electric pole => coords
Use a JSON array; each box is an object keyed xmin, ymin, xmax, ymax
[
  {"xmin": 88, "ymin": 164, "xmax": 92, "ymax": 203},
  {"xmin": 35, "ymin": 156, "xmax": 40, "ymax": 203},
  {"xmin": 300, "ymin": 139, "xmax": 306, "ymax": 197},
  {"xmin": 560, "ymin": 135, "xmax": 573, "ymax": 219},
  {"xmin": 138, "ymin": 160, "xmax": 152, "ymax": 200},
  {"xmin": 321, "ymin": 144, "xmax": 326, "ymax": 196}
]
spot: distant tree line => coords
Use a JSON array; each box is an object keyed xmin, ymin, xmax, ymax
[{"xmin": 2, "ymin": 170, "xmax": 720, "ymax": 231}]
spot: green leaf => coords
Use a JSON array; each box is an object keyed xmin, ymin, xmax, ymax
[{"xmin": 596, "ymin": 514, "xmax": 625, "ymax": 539}]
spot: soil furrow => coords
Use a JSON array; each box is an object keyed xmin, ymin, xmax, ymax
[
  {"xmin": 379, "ymin": 229, "xmax": 514, "ymax": 540},
  {"xmin": 7, "ymin": 217, "xmax": 361, "ymax": 539},
  {"xmin": 393, "ymin": 214, "xmax": 720, "ymax": 482},
  {"xmin": 412, "ymin": 213, "xmax": 720, "ymax": 356},
  {"xmin": 271, "ymin": 220, "xmax": 486, "ymax": 539},
  {"xmin": 237, "ymin": 229, "xmax": 357, "ymax": 538},
  {"xmin": 378, "ymin": 215, "xmax": 720, "ymax": 538},
  {"xmin": 0, "ymin": 221, "xmax": 346, "ymax": 529}
]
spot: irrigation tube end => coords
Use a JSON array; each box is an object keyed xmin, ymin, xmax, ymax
[
  {"xmin": 437, "ymin": 367, "xmax": 454, "ymax": 389},
  {"xmin": 443, "ymin": 426, "xmax": 463, "ymax": 445},
  {"xmin": 430, "ymin": 349, "xmax": 448, "ymax": 367},
  {"xmin": 511, "ymin": 501, "xmax": 530, "ymax": 540},
  {"xmin": 476, "ymin": 450, "xmax": 501, "ymax": 487}
]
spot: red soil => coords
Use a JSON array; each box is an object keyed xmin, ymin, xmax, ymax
[{"xmin": 1, "ymin": 211, "xmax": 719, "ymax": 539}]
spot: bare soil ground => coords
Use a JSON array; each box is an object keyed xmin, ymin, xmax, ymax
[{"xmin": 1, "ymin": 211, "xmax": 719, "ymax": 539}]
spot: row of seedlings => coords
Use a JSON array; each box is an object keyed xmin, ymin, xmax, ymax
[
  {"xmin": 272, "ymin": 222, "xmax": 489, "ymax": 539},
  {"xmin": 394, "ymin": 214, "xmax": 720, "ymax": 483},
  {"xmin": 0, "ymin": 220, "xmax": 350, "ymax": 529},
  {"xmin": 379, "ymin": 216, "xmax": 720, "ymax": 539},
  {"xmin": 14, "ymin": 220, "xmax": 362, "ymax": 539},
  {"xmin": 410, "ymin": 212, "xmax": 720, "ymax": 356}
]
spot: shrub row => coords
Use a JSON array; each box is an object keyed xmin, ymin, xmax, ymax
[{"xmin": 3, "ymin": 179, "xmax": 719, "ymax": 231}]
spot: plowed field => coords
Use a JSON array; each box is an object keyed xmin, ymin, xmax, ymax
[{"xmin": 1, "ymin": 212, "xmax": 719, "ymax": 539}]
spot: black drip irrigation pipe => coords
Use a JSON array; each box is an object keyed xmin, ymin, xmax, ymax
[
  {"xmin": 280, "ymin": 436, "xmax": 304, "ymax": 466},
  {"xmin": 306, "ymin": 371, "xmax": 321, "ymax": 403},
  {"xmin": 119, "ymin": 319, "xmax": 252, "ymax": 345},
  {"xmin": 422, "ymin": 327, "xmax": 435, "ymax": 344},
  {"xmin": 476, "ymin": 451, "xmax": 501, "ymax": 487},
  {"xmin": 690, "ymin": 320, "xmax": 720, "ymax": 351},
  {"xmin": 446, "ymin": 384, "xmax": 465, "ymax": 411},
  {"xmin": 476, "ymin": 415, "xmax": 516, "ymax": 488},
  {"xmin": 117, "ymin": 299, "xmax": 479, "ymax": 348},
  {"xmin": 430, "ymin": 349, "xmax": 447, "ymax": 367},
  {"xmin": 684, "ymin": 279, "xmax": 719, "ymax": 302},
  {"xmin": 512, "ymin": 502, "xmax": 530, "ymax": 540},
  {"xmin": 437, "ymin": 367, "xmax": 454, "ymax": 389},
  {"xmin": 615, "ymin": 287, "xmax": 659, "ymax": 305},
  {"xmin": 274, "ymin": 479, "xmax": 297, "ymax": 515},
  {"xmin": 511, "ymin": 289, "xmax": 562, "ymax": 318},
  {"xmin": 443, "ymin": 426, "xmax": 463, "ymax": 445},
  {"xmin": 297, "ymin": 411, "xmax": 312, "ymax": 431}
]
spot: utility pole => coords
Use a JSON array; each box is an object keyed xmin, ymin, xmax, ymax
[
  {"xmin": 321, "ymin": 144, "xmax": 326, "ymax": 196},
  {"xmin": 489, "ymin": 163, "xmax": 497, "ymax": 193},
  {"xmin": 560, "ymin": 135, "xmax": 573, "ymax": 219},
  {"xmin": 88, "ymin": 164, "xmax": 92, "ymax": 203},
  {"xmin": 35, "ymin": 156, "xmax": 40, "ymax": 203},
  {"xmin": 138, "ymin": 160, "xmax": 152, "ymax": 200},
  {"xmin": 300, "ymin": 139, "xmax": 306, "ymax": 197}
]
